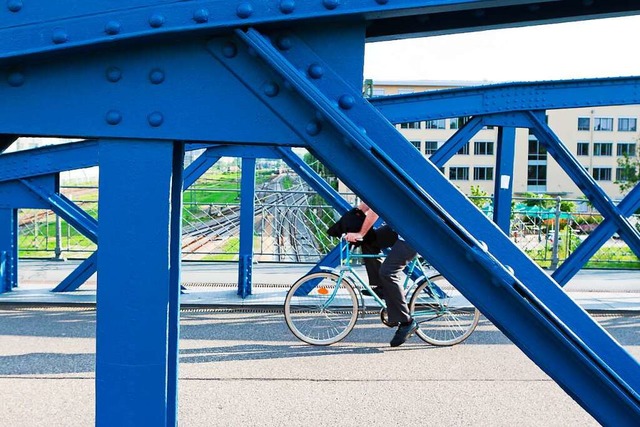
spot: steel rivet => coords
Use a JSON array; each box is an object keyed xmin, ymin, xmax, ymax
[
  {"xmin": 263, "ymin": 82, "xmax": 280, "ymax": 97},
  {"xmin": 7, "ymin": 0, "xmax": 22, "ymax": 12},
  {"xmin": 106, "ymin": 110, "xmax": 122, "ymax": 125},
  {"xmin": 52, "ymin": 28, "xmax": 68, "ymax": 44},
  {"xmin": 322, "ymin": 0, "xmax": 339, "ymax": 10},
  {"xmin": 106, "ymin": 67, "xmax": 122, "ymax": 82},
  {"xmin": 338, "ymin": 94, "xmax": 355, "ymax": 110},
  {"xmin": 236, "ymin": 3, "xmax": 253, "ymax": 19},
  {"xmin": 307, "ymin": 63, "xmax": 324, "ymax": 79},
  {"xmin": 149, "ymin": 14, "xmax": 165, "ymax": 28},
  {"xmin": 7, "ymin": 71, "xmax": 24, "ymax": 87},
  {"xmin": 104, "ymin": 21, "xmax": 121, "ymax": 35},
  {"xmin": 149, "ymin": 69, "xmax": 165, "ymax": 84},
  {"xmin": 279, "ymin": 0, "xmax": 295, "ymax": 14},
  {"xmin": 305, "ymin": 120, "xmax": 321, "ymax": 136},
  {"xmin": 375, "ymin": 0, "xmax": 388, "ymax": 4},
  {"xmin": 193, "ymin": 9, "xmax": 209, "ymax": 23},
  {"xmin": 148, "ymin": 112, "xmax": 164, "ymax": 127},
  {"xmin": 276, "ymin": 37, "xmax": 292, "ymax": 51},
  {"xmin": 222, "ymin": 42, "xmax": 238, "ymax": 58}
]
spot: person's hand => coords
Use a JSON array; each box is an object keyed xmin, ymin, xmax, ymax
[{"xmin": 344, "ymin": 232, "xmax": 363, "ymax": 243}]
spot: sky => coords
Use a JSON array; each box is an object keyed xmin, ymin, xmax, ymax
[{"xmin": 363, "ymin": 15, "xmax": 640, "ymax": 83}]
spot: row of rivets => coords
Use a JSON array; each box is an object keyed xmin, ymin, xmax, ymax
[
  {"xmin": 105, "ymin": 67, "xmax": 166, "ymax": 84},
  {"xmin": 105, "ymin": 110, "xmax": 164, "ymax": 127}
]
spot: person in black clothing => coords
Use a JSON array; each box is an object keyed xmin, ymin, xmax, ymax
[{"xmin": 344, "ymin": 202, "xmax": 418, "ymax": 347}]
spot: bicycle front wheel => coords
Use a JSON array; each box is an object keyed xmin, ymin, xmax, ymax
[
  {"xmin": 409, "ymin": 275, "xmax": 480, "ymax": 346},
  {"xmin": 284, "ymin": 272, "xmax": 358, "ymax": 346}
]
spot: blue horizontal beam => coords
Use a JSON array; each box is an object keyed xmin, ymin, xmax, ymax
[
  {"xmin": 372, "ymin": 77, "xmax": 640, "ymax": 122},
  {"xmin": 0, "ymin": 140, "xmax": 98, "ymax": 182},
  {"xmin": 1, "ymin": 1, "xmax": 638, "ymax": 61},
  {"xmin": 214, "ymin": 27, "xmax": 640, "ymax": 424}
]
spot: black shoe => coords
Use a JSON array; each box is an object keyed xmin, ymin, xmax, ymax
[
  {"xmin": 362, "ymin": 287, "xmax": 384, "ymax": 298},
  {"xmin": 390, "ymin": 319, "xmax": 418, "ymax": 347}
]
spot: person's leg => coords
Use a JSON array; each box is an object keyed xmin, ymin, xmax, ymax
[
  {"xmin": 361, "ymin": 225, "xmax": 397, "ymax": 295},
  {"xmin": 378, "ymin": 239, "xmax": 417, "ymax": 325}
]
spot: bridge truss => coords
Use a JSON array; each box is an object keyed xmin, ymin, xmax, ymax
[{"xmin": 0, "ymin": 1, "xmax": 639, "ymax": 425}]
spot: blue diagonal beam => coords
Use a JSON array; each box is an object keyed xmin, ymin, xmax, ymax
[
  {"xmin": 0, "ymin": 140, "xmax": 98, "ymax": 183},
  {"xmin": 372, "ymin": 77, "xmax": 640, "ymax": 122},
  {"xmin": 211, "ymin": 28, "xmax": 640, "ymax": 424},
  {"xmin": 19, "ymin": 179, "xmax": 98, "ymax": 243},
  {"xmin": 526, "ymin": 112, "xmax": 640, "ymax": 259},
  {"xmin": 2, "ymin": 1, "xmax": 638, "ymax": 62},
  {"xmin": 183, "ymin": 151, "xmax": 221, "ymax": 191},
  {"xmin": 428, "ymin": 116, "xmax": 484, "ymax": 167},
  {"xmin": 51, "ymin": 252, "xmax": 98, "ymax": 292},
  {"xmin": 553, "ymin": 183, "xmax": 640, "ymax": 286}
]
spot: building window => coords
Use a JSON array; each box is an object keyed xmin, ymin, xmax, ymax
[
  {"xmin": 577, "ymin": 117, "xmax": 590, "ymax": 131},
  {"xmin": 457, "ymin": 143, "xmax": 469, "ymax": 155},
  {"xmin": 372, "ymin": 88, "xmax": 385, "ymax": 96},
  {"xmin": 577, "ymin": 142, "xmax": 589, "ymax": 156},
  {"xmin": 474, "ymin": 141, "xmax": 494, "ymax": 155},
  {"xmin": 618, "ymin": 118, "xmax": 637, "ymax": 132},
  {"xmin": 592, "ymin": 167, "xmax": 612, "ymax": 181},
  {"xmin": 449, "ymin": 116, "xmax": 471, "ymax": 130},
  {"xmin": 474, "ymin": 167, "xmax": 494, "ymax": 181},
  {"xmin": 424, "ymin": 141, "xmax": 438, "ymax": 155},
  {"xmin": 617, "ymin": 142, "xmax": 637, "ymax": 156},
  {"xmin": 449, "ymin": 167, "xmax": 469, "ymax": 180},
  {"xmin": 593, "ymin": 142, "xmax": 612, "ymax": 156},
  {"xmin": 594, "ymin": 117, "xmax": 614, "ymax": 131},
  {"xmin": 528, "ymin": 140, "xmax": 547, "ymax": 161},
  {"xmin": 425, "ymin": 119, "xmax": 446, "ymax": 129},
  {"xmin": 527, "ymin": 165, "xmax": 547, "ymax": 187},
  {"xmin": 409, "ymin": 140, "xmax": 421, "ymax": 151},
  {"xmin": 483, "ymin": 125, "xmax": 495, "ymax": 130},
  {"xmin": 400, "ymin": 121, "xmax": 421, "ymax": 129},
  {"xmin": 616, "ymin": 167, "xmax": 632, "ymax": 182}
]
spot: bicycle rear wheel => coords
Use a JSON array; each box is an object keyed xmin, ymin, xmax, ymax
[
  {"xmin": 284, "ymin": 272, "xmax": 358, "ymax": 346},
  {"xmin": 409, "ymin": 275, "xmax": 480, "ymax": 346}
]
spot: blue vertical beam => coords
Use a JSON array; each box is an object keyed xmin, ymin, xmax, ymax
[
  {"xmin": 96, "ymin": 139, "xmax": 180, "ymax": 426},
  {"xmin": 493, "ymin": 127, "xmax": 516, "ymax": 234},
  {"xmin": 167, "ymin": 141, "xmax": 184, "ymax": 426},
  {"xmin": 0, "ymin": 208, "xmax": 17, "ymax": 293},
  {"xmin": 237, "ymin": 157, "xmax": 256, "ymax": 298}
]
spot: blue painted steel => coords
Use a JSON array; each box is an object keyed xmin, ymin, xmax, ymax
[
  {"xmin": 428, "ymin": 116, "xmax": 484, "ymax": 167},
  {"xmin": 0, "ymin": 177, "xmax": 53, "ymax": 209},
  {"xmin": 167, "ymin": 141, "xmax": 184, "ymax": 426},
  {"xmin": 553, "ymin": 183, "xmax": 640, "ymax": 286},
  {"xmin": 493, "ymin": 127, "xmax": 516, "ymax": 234},
  {"xmin": 52, "ymin": 252, "xmax": 98, "ymax": 293},
  {"xmin": 19, "ymin": 179, "xmax": 98, "ymax": 243},
  {"xmin": 526, "ymin": 112, "xmax": 640, "ymax": 259},
  {"xmin": 210, "ymin": 28, "xmax": 640, "ymax": 423},
  {"xmin": 96, "ymin": 139, "xmax": 180, "ymax": 425},
  {"xmin": 0, "ymin": 1, "xmax": 637, "ymax": 58},
  {"xmin": 0, "ymin": 209, "xmax": 17, "ymax": 293},
  {"xmin": 0, "ymin": 140, "xmax": 98, "ymax": 182},
  {"xmin": 238, "ymin": 157, "xmax": 256, "ymax": 298},
  {"xmin": 372, "ymin": 77, "xmax": 640, "ymax": 122}
]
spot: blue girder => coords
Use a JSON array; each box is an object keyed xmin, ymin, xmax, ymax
[
  {"xmin": 0, "ymin": 1, "xmax": 639, "ymax": 424},
  {"xmin": 208, "ymin": 27, "xmax": 640, "ymax": 424}
]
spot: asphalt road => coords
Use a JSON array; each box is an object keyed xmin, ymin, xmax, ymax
[{"xmin": 1, "ymin": 307, "xmax": 639, "ymax": 426}]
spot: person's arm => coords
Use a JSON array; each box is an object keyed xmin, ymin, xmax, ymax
[{"xmin": 345, "ymin": 202, "xmax": 378, "ymax": 243}]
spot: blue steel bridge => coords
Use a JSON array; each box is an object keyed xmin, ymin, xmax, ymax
[{"xmin": 1, "ymin": 1, "xmax": 640, "ymax": 425}]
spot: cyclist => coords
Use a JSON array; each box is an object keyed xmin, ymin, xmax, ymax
[{"xmin": 344, "ymin": 202, "xmax": 418, "ymax": 347}]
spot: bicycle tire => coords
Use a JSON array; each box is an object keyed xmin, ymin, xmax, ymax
[
  {"xmin": 284, "ymin": 272, "xmax": 358, "ymax": 346},
  {"xmin": 409, "ymin": 274, "xmax": 480, "ymax": 346}
]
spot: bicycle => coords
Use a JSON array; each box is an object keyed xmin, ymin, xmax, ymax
[{"xmin": 284, "ymin": 237, "xmax": 480, "ymax": 346}]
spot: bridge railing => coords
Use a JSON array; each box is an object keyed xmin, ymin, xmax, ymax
[{"xmin": 16, "ymin": 184, "xmax": 639, "ymax": 269}]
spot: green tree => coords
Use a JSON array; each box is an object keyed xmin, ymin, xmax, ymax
[
  {"xmin": 469, "ymin": 185, "xmax": 491, "ymax": 209},
  {"xmin": 615, "ymin": 145, "xmax": 640, "ymax": 194}
]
